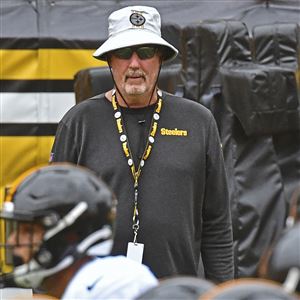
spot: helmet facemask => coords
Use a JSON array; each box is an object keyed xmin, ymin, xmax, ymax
[{"xmin": 1, "ymin": 200, "xmax": 113, "ymax": 288}]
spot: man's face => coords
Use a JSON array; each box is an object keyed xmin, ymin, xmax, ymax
[
  {"xmin": 7, "ymin": 222, "xmax": 45, "ymax": 264},
  {"xmin": 108, "ymin": 45, "xmax": 161, "ymax": 99}
]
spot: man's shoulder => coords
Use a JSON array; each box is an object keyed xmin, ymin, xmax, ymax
[
  {"xmin": 73, "ymin": 93, "xmax": 108, "ymax": 111},
  {"xmin": 163, "ymin": 92, "xmax": 213, "ymax": 118},
  {"xmin": 60, "ymin": 93, "xmax": 109, "ymax": 122}
]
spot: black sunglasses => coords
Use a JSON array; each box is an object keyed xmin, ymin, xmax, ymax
[{"xmin": 112, "ymin": 45, "xmax": 158, "ymax": 60}]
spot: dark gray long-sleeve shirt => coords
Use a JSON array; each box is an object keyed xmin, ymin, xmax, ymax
[{"xmin": 51, "ymin": 91, "xmax": 234, "ymax": 282}]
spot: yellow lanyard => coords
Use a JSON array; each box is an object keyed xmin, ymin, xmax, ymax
[{"xmin": 111, "ymin": 90, "xmax": 163, "ymax": 242}]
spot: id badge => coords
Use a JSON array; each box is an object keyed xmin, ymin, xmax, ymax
[{"xmin": 126, "ymin": 242, "xmax": 144, "ymax": 264}]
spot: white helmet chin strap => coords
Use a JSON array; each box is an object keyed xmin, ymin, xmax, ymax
[
  {"xmin": 283, "ymin": 267, "xmax": 300, "ymax": 293},
  {"xmin": 14, "ymin": 255, "xmax": 74, "ymax": 288},
  {"xmin": 44, "ymin": 201, "xmax": 88, "ymax": 241},
  {"xmin": 13, "ymin": 226, "xmax": 112, "ymax": 288}
]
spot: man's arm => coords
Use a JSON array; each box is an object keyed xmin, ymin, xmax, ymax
[
  {"xmin": 50, "ymin": 121, "xmax": 78, "ymax": 163},
  {"xmin": 201, "ymin": 115, "xmax": 234, "ymax": 283}
]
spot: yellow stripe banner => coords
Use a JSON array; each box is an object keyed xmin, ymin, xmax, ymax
[
  {"xmin": 0, "ymin": 49, "xmax": 107, "ymax": 80},
  {"xmin": 0, "ymin": 136, "xmax": 55, "ymax": 188}
]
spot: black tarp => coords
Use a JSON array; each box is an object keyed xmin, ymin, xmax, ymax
[{"xmin": 181, "ymin": 18, "xmax": 300, "ymax": 277}]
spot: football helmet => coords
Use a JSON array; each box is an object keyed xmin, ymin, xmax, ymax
[{"xmin": 0, "ymin": 163, "xmax": 116, "ymax": 288}]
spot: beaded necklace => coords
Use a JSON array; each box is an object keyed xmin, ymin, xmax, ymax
[{"xmin": 111, "ymin": 89, "xmax": 163, "ymax": 243}]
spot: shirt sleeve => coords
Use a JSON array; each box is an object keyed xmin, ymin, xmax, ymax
[
  {"xmin": 50, "ymin": 120, "xmax": 78, "ymax": 163},
  {"xmin": 201, "ymin": 114, "xmax": 234, "ymax": 283}
]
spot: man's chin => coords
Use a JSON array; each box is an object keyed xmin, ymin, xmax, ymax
[{"xmin": 125, "ymin": 86, "xmax": 147, "ymax": 95}]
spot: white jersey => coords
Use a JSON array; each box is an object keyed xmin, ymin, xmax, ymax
[{"xmin": 61, "ymin": 256, "xmax": 158, "ymax": 300}]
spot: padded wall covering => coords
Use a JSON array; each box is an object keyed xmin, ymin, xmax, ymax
[
  {"xmin": 252, "ymin": 22, "xmax": 300, "ymax": 218},
  {"xmin": 181, "ymin": 20, "xmax": 252, "ymax": 103},
  {"xmin": 221, "ymin": 64, "xmax": 299, "ymax": 136},
  {"xmin": 181, "ymin": 18, "xmax": 300, "ymax": 278}
]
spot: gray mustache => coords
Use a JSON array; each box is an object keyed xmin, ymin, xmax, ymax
[{"xmin": 126, "ymin": 70, "xmax": 145, "ymax": 78}]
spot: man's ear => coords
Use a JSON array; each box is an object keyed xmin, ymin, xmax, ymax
[
  {"xmin": 106, "ymin": 54, "xmax": 112, "ymax": 65},
  {"xmin": 157, "ymin": 48, "xmax": 164, "ymax": 63}
]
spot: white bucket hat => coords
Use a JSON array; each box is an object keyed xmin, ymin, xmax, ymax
[{"xmin": 93, "ymin": 6, "xmax": 178, "ymax": 63}]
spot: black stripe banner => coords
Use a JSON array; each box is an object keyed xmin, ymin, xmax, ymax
[
  {"xmin": 0, "ymin": 38, "xmax": 100, "ymax": 50},
  {"xmin": 0, "ymin": 124, "xmax": 58, "ymax": 136},
  {"xmin": 1, "ymin": 80, "xmax": 75, "ymax": 93}
]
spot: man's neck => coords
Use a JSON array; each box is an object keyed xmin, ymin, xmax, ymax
[
  {"xmin": 42, "ymin": 257, "xmax": 91, "ymax": 299},
  {"xmin": 105, "ymin": 89, "xmax": 158, "ymax": 108}
]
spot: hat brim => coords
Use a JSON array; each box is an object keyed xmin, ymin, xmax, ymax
[{"xmin": 93, "ymin": 29, "xmax": 178, "ymax": 63}]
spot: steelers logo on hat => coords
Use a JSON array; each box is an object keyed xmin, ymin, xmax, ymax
[{"xmin": 130, "ymin": 12, "xmax": 146, "ymax": 27}]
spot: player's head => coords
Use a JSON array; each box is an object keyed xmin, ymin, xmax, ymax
[
  {"xmin": 136, "ymin": 276, "xmax": 215, "ymax": 299},
  {"xmin": 0, "ymin": 163, "xmax": 116, "ymax": 288}
]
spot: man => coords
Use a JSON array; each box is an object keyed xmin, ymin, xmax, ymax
[
  {"xmin": 51, "ymin": 6, "xmax": 234, "ymax": 282},
  {"xmin": 0, "ymin": 164, "xmax": 158, "ymax": 299}
]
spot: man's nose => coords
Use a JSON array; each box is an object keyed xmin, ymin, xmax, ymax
[
  {"xmin": 128, "ymin": 51, "xmax": 141, "ymax": 67},
  {"xmin": 7, "ymin": 230, "xmax": 17, "ymax": 246}
]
